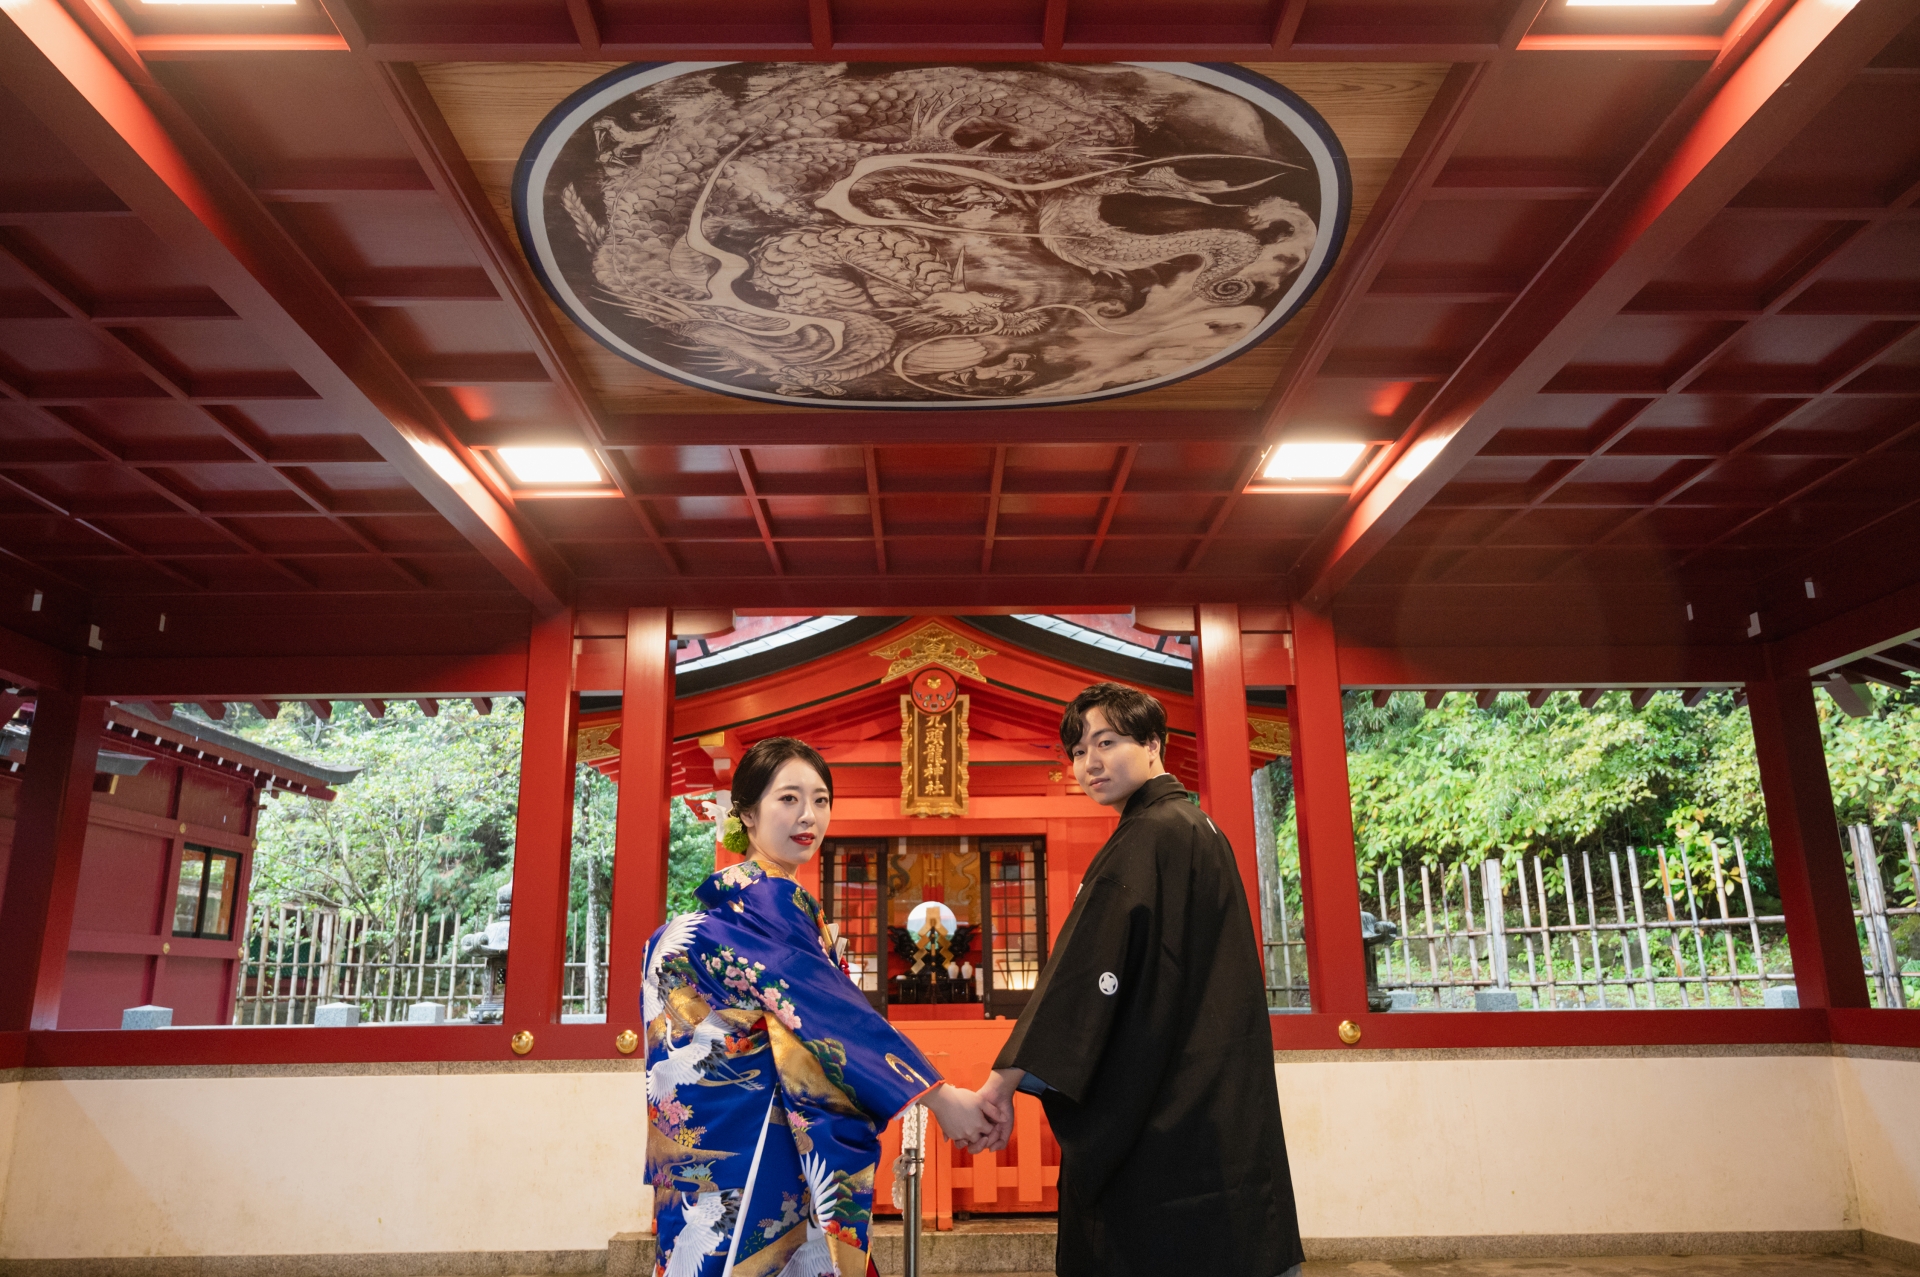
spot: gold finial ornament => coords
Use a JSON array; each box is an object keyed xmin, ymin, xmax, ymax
[
  {"xmin": 1337, "ymin": 1020, "xmax": 1362, "ymax": 1045},
  {"xmin": 870, "ymin": 621, "xmax": 995, "ymax": 683},
  {"xmin": 510, "ymin": 1030, "xmax": 535, "ymax": 1055},
  {"xmin": 615, "ymin": 1029, "xmax": 639, "ymax": 1055}
]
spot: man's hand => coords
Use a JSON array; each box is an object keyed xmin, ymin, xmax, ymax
[
  {"xmin": 922, "ymin": 1084, "xmax": 995, "ymax": 1153},
  {"xmin": 976, "ymin": 1068, "xmax": 1022, "ymax": 1152}
]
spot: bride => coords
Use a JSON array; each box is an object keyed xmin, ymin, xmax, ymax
[{"xmin": 644, "ymin": 737, "xmax": 992, "ymax": 1277}]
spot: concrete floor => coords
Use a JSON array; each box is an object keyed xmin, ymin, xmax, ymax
[
  {"xmin": 1301, "ymin": 1261, "xmax": 1917, "ymax": 1276},
  {"xmin": 923, "ymin": 1256, "xmax": 1918, "ymax": 1277}
]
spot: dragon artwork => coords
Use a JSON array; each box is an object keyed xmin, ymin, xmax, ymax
[{"xmin": 516, "ymin": 62, "xmax": 1347, "ymax": 407}]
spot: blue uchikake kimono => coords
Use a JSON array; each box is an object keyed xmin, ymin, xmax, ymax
[{"xmin": 644, "ymin": 860, "xmax": 942, "ymax": 1277}]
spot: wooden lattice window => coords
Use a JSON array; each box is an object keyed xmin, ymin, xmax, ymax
[
  {"xmin": 985, "ymin": 840, "xmax": 1045, "ymax": 1008},
  {"xmin": 821, "ymin": 841, "xmax": 885, "ymax": 1002}
]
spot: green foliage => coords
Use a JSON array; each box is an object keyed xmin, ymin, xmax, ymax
[
  {"xmin": 230, "ymin": 700, "xmax": 525, "ymax": 950},
  {"xmin": 1276, "ymin": 690, "xmax": 1770, "ymax": 877},
  {"xmin": 667, "ymin": 794, "xmax": 716, "ymax": 918},
  {"xmin": 1266, "ymin": 683, "xmax": 1920, "ymax": 911}
]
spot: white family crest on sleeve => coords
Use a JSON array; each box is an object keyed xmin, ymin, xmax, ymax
[
  {"xmin": 1099, "ymin": 971, "xmax": 1119, "ymax": 995},
  {"xmin": 643, "ymin": 910, "xmax": 705, "ymax": 1025}
]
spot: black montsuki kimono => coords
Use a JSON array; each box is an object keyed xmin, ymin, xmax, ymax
[{"xmin": 994, "ymin": 773, "xmax": 1304, "ymax": 1277}]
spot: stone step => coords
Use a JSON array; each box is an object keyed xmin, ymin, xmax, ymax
[
  {"xmin": 869, "ymin": 1219, "xmax": 1057, "ymax": 1275},
  {"xmin": 608, "ymin": 1218, "xmax": 1058, "ymax": 1277}
]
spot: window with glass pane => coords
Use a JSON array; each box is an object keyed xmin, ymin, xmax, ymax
[
  {"xmin": 986, "ymin": 841, "xmax": 1045, "ymax": 1008},
  {"xmin": 822, "ymin": 841, "xmax": 883, "ymax": 1002},
  {"xmin": 174, "ymin": 845, "xmax": 243, "ymax": 940}
]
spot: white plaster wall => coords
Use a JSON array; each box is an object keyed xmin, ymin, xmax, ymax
[
  {"xmin": 0, "ymin": 1080, "xmax": 19, "ymax": 1226},
  {"xmin": 1833, "ymin": 1055, "xmax": 1920, "ymax": 1247},
  {"xmin": 1273, "ymin": 1053, "xmax": 1857, "ymax": 1239},
  {"xmin": 0, "ymin": 1071, "xmax": 653, "ymax": 1259},
  {"xmin": 0, "ymin": 1053, "xmax": 1903, "ymax": 1260}
]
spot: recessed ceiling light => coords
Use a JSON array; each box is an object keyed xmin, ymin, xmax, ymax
[
  {"xmin": 497, "ymin": 447, "xmax": 601, "ymax": 486},
  {"xmin": 1262, "ymin": 441, "xmax": 1367, "ymax": 481},
  {"xmin": 143, "ymin": 1, "xmax": 298, "ymax": 6},
  {"xmin": 1565, "ymin": 0, "xmax": 1715, "ymax": 7}
]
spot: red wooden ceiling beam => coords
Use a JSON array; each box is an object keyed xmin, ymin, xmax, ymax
[
  {"xmin": 1340, "ymin": 642, "xmax": 1764, "ymax": 687},
  {"xmin": 0, "ymin": 0, "xmax": 570, "ymax": 614},
  {"xmin": 82, "ymin": 652, "xmax": 527, "ymax": 699},
  {"xmin": 589, "ymin": 409, "xmax": 1260, "ymax": 449},
  {"xmin": 0, "ymin": 622, "xmax": 79, "ymax": 693},
  {"xmin": 1292, "ymin": 0, "xmax": 1920, "ymax": 610}
]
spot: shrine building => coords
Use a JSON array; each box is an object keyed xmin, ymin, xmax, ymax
[{"xmin": 0, "ymin": 0, "xmax": 1918, "ymax": 1272}]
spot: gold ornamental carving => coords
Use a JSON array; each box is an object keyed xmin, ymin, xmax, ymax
[
  {"xmin": 576, "ymin": 723, "xmax": 619, "ymax": 764},
  {"xmin": 1249, "ymin": 716, "xmax": 1291, "ymax": 757},
  {"xmin": 871, "ymin": 621, "xmax": 995, "ymax": 683},
  {"xmin": 900, "ymin": 693, "xmax": 969, "ymax": 817}
]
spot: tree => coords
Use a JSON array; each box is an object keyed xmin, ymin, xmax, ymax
[{"xmin": 230, "ymin": 700, "xmax": 524, "ymax": 949}]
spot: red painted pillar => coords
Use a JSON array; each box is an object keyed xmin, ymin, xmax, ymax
[
  {"xmin": 1288, "ymin": 604, "xmax": 1369, "ymax": 1017},
  {"xmin": 503, "ymin": 608, "xmax": 579, "ymax": 1033},
  {"xmin": 1745, "ymin": 658, "xmax": 1870, "ymax": 1009},
  {"xmin": 0, "ymin": 691, "xmax": 107, "ymax": 1031},
  {"xmin": 1192, "ymin": 604, "xmax": 1264, "ymax": 948},
  {"xmin": 606, "ymin": 608, "xmax": 674, "ymax": 1027}
]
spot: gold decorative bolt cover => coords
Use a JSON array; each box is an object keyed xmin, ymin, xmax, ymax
[
  {"xmin": 1337, "ymin": 1019, "xmax": 1362, "ymax": 1045},
  {"xmin": 615, "ymin": 1029, "xmax": 639, "ymax": 1055},
  {"xmin": 510, "ymin": 1030, "xmax": 535, "ymax": 1056},
  {"xmin": 161, "ymin": 942, "xmax": 171, "ymax": 954}
]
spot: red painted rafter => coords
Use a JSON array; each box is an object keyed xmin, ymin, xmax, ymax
[
  {"xmin": 1291, "ymin": 0, "xmax": 1920, "ymax": 608},
  {"xmin": 1188, "ymin": 62, "xmax": 1493, "ymax": 572},
  {"xmin": 1043, "ymin": 0, "xmax": 1069, "ymax": 51},
  {"xmin": 731, "ymin": 448, "xmax": 784, "ymax": 576},
  {"xmin": 0, "ymin": 468, "xmax": 198, "ymax": 589},
  {"xmin": 1082, "ymin": 445, "xmax": 1137, "ymax": 573},
  {"xmin": 0, "ymin": 0, "xmax": 571, "ymax": 612},
  {"xmin": 864, "ymin": 445, "xmax": 887, "ymax": 575},
  {"xmin": 340, "ymin": 51, "xmax": 686, "ymax": 580},
  {"xmin": 564, "ymin": 0, "xmax": 601, "ymax": 54},
  {"xmin": 1547, "ymin": 324, "xmax": 1920, "ymax": 583},
  {"xmin": 980, "ymin": 446, "xmax": 1006, "ymax": 574}
]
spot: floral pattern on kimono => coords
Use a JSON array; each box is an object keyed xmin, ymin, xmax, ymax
[{"xmin": 644, "ymin": 860, "xmax": 942, "ymax": 1277}]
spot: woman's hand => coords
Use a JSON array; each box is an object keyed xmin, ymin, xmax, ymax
[{"xmin": 921, "ymin": 1084, "xmax": 994, "ymax": 1152}]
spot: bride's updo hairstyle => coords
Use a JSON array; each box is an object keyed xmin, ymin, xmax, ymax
[{"xmin": 729, "ymin": 736, "xmax": 834, "ymax": 825}]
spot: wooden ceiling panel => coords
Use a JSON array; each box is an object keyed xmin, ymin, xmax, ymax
[
  {"xmin": 267, "ymin": 201, "xmax": 482, "ymax": 276},
  {"xmin": 1447, "ymin": 56, "xmax": 1702, "ymax": 174},
  {"xmin": 153, "ymin": 56, "xmax": 411, "ymax": 169},
  {"xmin": 1734, "ymin": 76, "xmax": 1920, "ymax": 208}
]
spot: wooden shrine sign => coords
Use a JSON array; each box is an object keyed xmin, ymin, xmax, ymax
[{"xmin": 901, "ymin": 667, "xmax": 969, "ymax": 817}]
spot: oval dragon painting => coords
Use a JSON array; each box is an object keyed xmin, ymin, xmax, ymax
[{"xmin": 514, "ymin": 62, "xmax": 1349, "ymax": 408}]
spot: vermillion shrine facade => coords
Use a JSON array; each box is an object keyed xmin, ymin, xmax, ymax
[{"xmin": 0, "ymin": 0, "xmax": 1918, "ymax": 1270}]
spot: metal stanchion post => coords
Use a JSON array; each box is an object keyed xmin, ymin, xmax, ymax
[{"xmin": 900, "ymin": 1104, "xmax": 925, "ymax": 1277}]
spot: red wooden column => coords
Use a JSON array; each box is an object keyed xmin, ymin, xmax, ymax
[
  {"xmin": 503, "ymin": 608, "xmax": 580, "ymax": 1033},
  {"xmin": 0, "ymin": 691, "xmax": 107, "ymax": 1031},
  {"xmin": 1287, "ymin": 604, "xmax": 1369, "ymax": 1017},
  {"xmin": 606, "ymin": 607, "xmax": 674, "ymax": 1027},
  {"xmin": 1745, "ymin": 658, "xmax": 1871, "ymax": 1009},
  {"xmin": 1192, "ymin": 605, "xmax": 1264, "ymax": 947}
]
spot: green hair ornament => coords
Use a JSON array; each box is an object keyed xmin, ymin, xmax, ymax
[{"xmin": 721, "ymin": 813, "xmax": 750, "ymax": 856}]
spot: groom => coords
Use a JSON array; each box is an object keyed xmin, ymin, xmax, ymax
[{"xmin": 976, "ymin": 682, "xmax": 1304, "ymax": 1277}]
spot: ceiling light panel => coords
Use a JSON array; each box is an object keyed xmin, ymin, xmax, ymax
[
  {"xmin": 497, "ymin": 447, "xmax": 602, "ymax": 486},
  {"xmin": 1262, "ymin": 441, "xmax": 1367, "ymax": 482}
]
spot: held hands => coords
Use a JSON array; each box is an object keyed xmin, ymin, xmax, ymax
[
  {"xmin": 922, "ymin": 1084, "xmax": 996, "ymax": 1154},
  {"xmin": 976, "ymin": 1068, "xmax": 1020, "ymax": 1152}
]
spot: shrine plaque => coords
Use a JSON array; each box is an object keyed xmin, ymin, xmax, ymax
[{"xmin": 901, "ymin": 678, "xmax": 969, "ymax": 817}]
